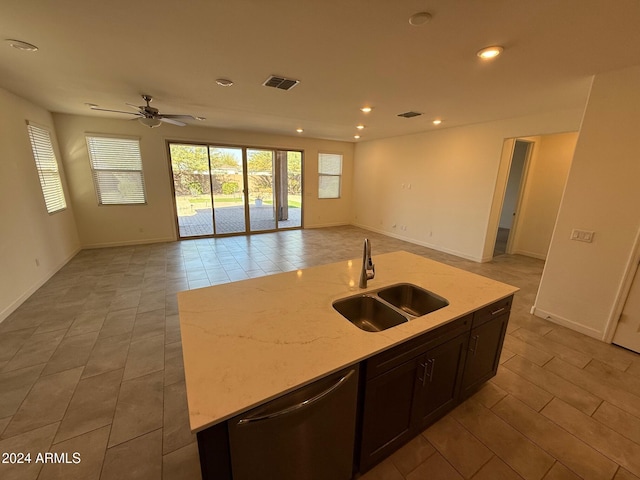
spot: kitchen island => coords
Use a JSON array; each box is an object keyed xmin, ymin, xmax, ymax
[{"xmin": 178, "ymin": 250, "xmax": 519, "ymax": 478}]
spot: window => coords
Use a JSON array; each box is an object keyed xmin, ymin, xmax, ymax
[
  {"xmin": 86, "ymin": 136, "xmax": 146, "ymax": 205},
  {"xmin": 27, "ymin": 122, "xmax": 67, "ymax": 214},
  {"xmin": 318, "ymin": 153, "xmax": 342, "ymax": 199}
]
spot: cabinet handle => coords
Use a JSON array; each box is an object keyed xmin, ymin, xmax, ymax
[
  {"xmin": 469, "ymin": 335, "xmax": 480, "ymax": 356},
  {"xmin": 419, "ymin": 359, "xmax": 435, "ymax": 386},
  {"xmin": 419, "ymin": 362, "xmax": 428, "ymax": 386},
  {"xmin": 426, "ymin": 359, "xmax": 435, "ymax": 383},
  {"xmin": 491, "ymin": 307, "xmax": 506, "ymax": 316}
]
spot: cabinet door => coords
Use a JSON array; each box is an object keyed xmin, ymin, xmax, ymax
[
  {"xmin": 359, "ymin": 358, "xmax": 420, "ymax": 472},
  {"xmin": 460, "ymin": 313, "xmax": 509, "ymax": 398},
  {"xmin": 412, "ymin": 334, "xmax": 468, "ymax": 430}
]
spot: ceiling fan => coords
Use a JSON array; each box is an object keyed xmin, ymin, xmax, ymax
[{"xmin": 90, "ymin": 94, "xmax": 198, "ymax": 128}]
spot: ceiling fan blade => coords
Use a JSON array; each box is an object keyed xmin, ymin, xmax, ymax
[
  {"xmin": 160, "ymin": 117, "xmax": 187, "ymax": 126},
  {"xmin": 161, "ymin": 114, "xmax": 196, "ymax": 120},
  {"xmin": 125, "ymin": 103, "xmax": 142, "ymax": 111},
  {"xmin": 91, "ymin": 107, "xmax": 140, "ymax": 116}
]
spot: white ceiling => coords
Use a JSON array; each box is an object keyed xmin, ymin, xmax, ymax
[{"xmin": 1, "ymin": 0, "xmax": 639, "ymax": 142}]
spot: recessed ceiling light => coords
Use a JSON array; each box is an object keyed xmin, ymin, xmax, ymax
[
  {"xmin": 296, "ymin": 128, "xmax": 304, "ymax": 133},
  {"xmin": 477, "ymin": 46, "xmax": 504, "ymax": 59},
  {"xmin": 409, "ymin": 12, "xmax": 432, "ymax": 26},
  {"xmin": 356, "ymin": 125, "xmax": 365, "ymax": 130},
  {"xmin": 5, "ymin": 39, "xmax": 38, "ymax": 51},
  {"xmin": 433, "ymin": 119, "xmax": 442, "ymax": 125},
  {"xmin": 360, "ymin": 106, "xmax": 373, "ymax": 113},
  {"xmin": 215, "ymin": 78, "xmax": 234, "ymax": 87},
  {"xmin": 354, "ymin": 135, "xmax": 361, "ymax": 139}
]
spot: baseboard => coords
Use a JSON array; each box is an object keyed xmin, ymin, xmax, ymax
[
  {"xmin": 305, "ymin": 222, "xmax": 350, "ymax": 229},
  {"xmin": 533, "ymin": 307, "xmax": 604, "ymax": 340},
  {"xmin": 0, "ymin": 246, "xmax": 82, "ymax": 323},
  {"xmin": 512, "ymin": 249, "xmax": 547, "ymax": 261},
  {"xmin": 352, "ymin": 223, "xmax": 484, "ymax": 263},
  {"xmin": 81, "ymin": 236, "xmax": 176, "ymax": 249}
]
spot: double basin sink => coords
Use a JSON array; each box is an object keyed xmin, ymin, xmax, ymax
[{"xmin": 333, "ymin": 283, "xmax": 449, "ymax": 332}]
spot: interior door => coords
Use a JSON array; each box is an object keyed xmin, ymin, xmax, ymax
[{"xmin": 612, "ymin": 261, "xmax": 640, "ymax": 353}]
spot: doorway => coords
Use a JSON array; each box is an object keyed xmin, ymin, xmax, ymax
[
  {"xmin": 168, "ymin": 142, "xmax": 303, "ymax": 238},
  {"xmin": 493, "ymin": 140, "xmax": 532, "ymax": 257}
]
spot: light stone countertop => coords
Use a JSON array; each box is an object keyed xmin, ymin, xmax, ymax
[{"xmin": 178, "ymin": 251, "xmax": 519, "ymax": 433}]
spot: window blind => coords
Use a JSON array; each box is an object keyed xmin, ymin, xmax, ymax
[
  {"xmin": 27, "ymin": 123, "xmax": 67, "ymax": 214},
  {"xmin": 318, "ymin": 153, "xmax": 342, "ymax": 199},
  {"xmin": 86, "ymin": 136, "xmax": 146, "ymax": 205}
]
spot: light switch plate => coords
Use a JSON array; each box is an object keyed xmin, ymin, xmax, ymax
[{"xmin": 571, "ymin": 229, "xmax": 595, "ymax": 243}]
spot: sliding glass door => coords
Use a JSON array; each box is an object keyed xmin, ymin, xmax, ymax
[
  {"xmin": 210, "ymin": 146, "xmax": 246, "ymax": 235},
  {"xmin": 169, "ymin": 143, "xmax": 302, "ymax": 238},
  {"xmin": 169, "ymin": 144, "xmax": 214, "ymax": 237},
  {"xmin": 247, "ymin": 149, "xmax": 275, "ymax": 232}
]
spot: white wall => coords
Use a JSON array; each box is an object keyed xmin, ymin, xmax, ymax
[
  {"xmin": 53, "ymin": 114, "xmax": 354, "ymax": 248},
  {"xmin": 0, "ymin": 88, "xmax": 80, "ymax": 321},
  {"xmin": 352, "ymin": 109, "xmax": 584, "ymax": 261},
  {"xmin": 511, "ymin": 132, "xmax": 577, "ymax": 259},
  {"xmin": 534, "ymin": 65, "xmax": 640, "ymax": 339}
]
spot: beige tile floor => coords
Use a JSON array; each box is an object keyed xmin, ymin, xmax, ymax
[{"xmin": 0, "ymin": 226, "xmax": 639, "ymax": 480}]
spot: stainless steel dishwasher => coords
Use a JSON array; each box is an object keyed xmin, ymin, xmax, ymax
[{"xmin": 228, "ymin": 365, "xmax": 359, "ymax": 480}]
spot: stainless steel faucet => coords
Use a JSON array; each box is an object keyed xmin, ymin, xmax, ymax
[{"xmin": 359, "ymin": 238, "xmax": 375, "ymax": 288}]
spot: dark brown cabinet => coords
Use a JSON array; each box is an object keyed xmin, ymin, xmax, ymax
[
  {"xmin": 358, "ymin": 296, "xmax": 513, "ymax": 473},
  {"xmin": 460, "ymin": 297, "xmax": 511, "ymax": 399},
  {"xmin": 412, "ymin": 333, "xmax": 468, "ymax": 430},
  {"xmin": 359, "ymin": 358, "xmax": 419, "ymax": 469},
  {"xmin": 358, "ymin": 315, "xmax": 471, "ymax": 472}
]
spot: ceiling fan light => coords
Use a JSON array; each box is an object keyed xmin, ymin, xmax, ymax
[
  {"xmin": 6, "ymin": 39, "xmax": 38, "ymax": 51},
  {"xmin": 139, "ymin": 117, "xmax": 162, "ymax": 128}
]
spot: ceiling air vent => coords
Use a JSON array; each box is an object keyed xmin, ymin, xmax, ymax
[
  {"xmin": 263, "ymin": 75, "xmax": 300, "ymax": 91},
  {"xmin": 397, "ymin": 111, "xmax": 423, "ymax": 118}
]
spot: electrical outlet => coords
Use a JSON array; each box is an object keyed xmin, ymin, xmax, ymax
[{"xmin": 570, "ymin": 229, "xmax": 595, "ymax": 243}]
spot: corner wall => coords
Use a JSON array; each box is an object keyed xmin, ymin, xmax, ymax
[
  {"xmin": 534, "ymin": 65, "xmax": 640, "ymax": 339},
  {"xmin": 53, "ymin": 114, "xmax": 354, "ymax": 247},
  {"xmin": 352, "ymin": 109, "xmax": 584, "ymax": 262},
  {"xmin": 511, "ymin": 132, "xmax": 578, "ymax": 259},
  {"xmin": 0, "ymin": 88, "xmax": 80, "ymax": 321}
]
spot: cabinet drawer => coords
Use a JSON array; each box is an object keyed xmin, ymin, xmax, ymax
[
  {"xmin": 365, "ymin": 314, "xmax": 472, "ymax": 380},
  {"xmin": 472, "ymin": 296, "xmax": 513, "ymax": 328}
]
